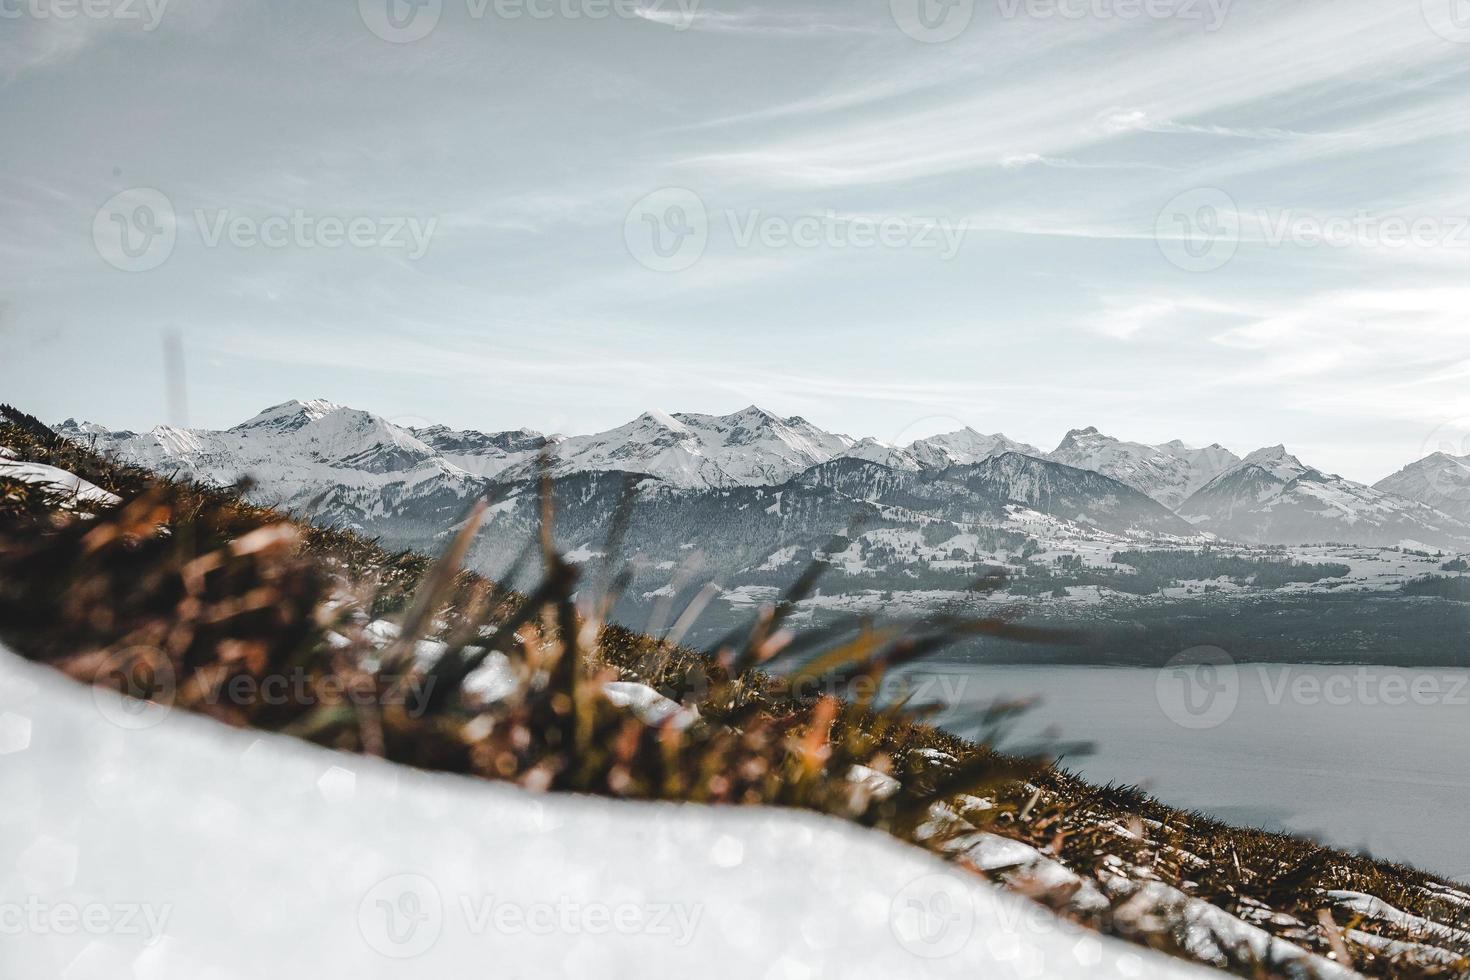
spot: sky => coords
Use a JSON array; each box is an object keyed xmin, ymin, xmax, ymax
[{"xmin": 3, "ymin": 0, "xmax": 1470, "ymax": 483}]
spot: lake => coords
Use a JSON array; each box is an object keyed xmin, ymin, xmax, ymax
[{"xmin": 900, "ymin": 662, "xmax": 1470, "ymax": 884}]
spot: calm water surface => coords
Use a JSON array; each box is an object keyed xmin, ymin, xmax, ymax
[{"xmin": 909, "ymin": 663, "xmax": 1470, "ymax": 883}]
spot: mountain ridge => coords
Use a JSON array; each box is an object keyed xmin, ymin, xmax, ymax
[
  {"xmin": 1179, "ymin": 446, "xmax": 1470, "ymax": 549},
  {"xmin": 1045, "ymin": 426, "xmax": 1239, "ymax": 510},
  {"xmin": 52, "ymin": 399, "xmax": 1470, "ymax": 551}
]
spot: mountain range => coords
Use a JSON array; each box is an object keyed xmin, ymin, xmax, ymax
[{"xmin": 51, "ymin": 400, "xmax": 1470, "ymax": 560}]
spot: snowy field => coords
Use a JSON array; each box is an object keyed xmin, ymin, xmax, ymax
[{"xmin": 0, "ymin": 646, "xmax": 1210, "ymax": 980}]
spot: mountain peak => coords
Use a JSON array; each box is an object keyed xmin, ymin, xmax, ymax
[
  {"xmin": 634, "ymin": 409, "xmax": 691, "ymax": 434},
  {"xmin": 1047, "ymin": 428, "xmax": 1242, "ymax": 509},
  {"xmin": 1242, "ymin": 444, "xmax": 1295, "ymax": 465},
  {"xmin": 233, "ymin": 399, "xmax": 342, "ymax": 432},
  {"xmin": 1231, "ymin": 445, "xmax": 1309, "ymax": 484},
  {"xmin": 1055, "ymin": 426, "xmax": 1106, "ymax": 451},
  {"xmin": 722, "ymin": 405, "xmax": 788, "ymax": 427},
  {"xmin": 906, "ymin": 428, "xmax": 1042, "ymax": 469},
  {"xmin": 1374, "ymin": 449, "xmax": 1470, "ymax": 525}
]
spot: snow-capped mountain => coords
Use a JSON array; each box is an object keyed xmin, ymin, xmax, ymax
[
  {"xmin": 1374, "ymin": 452, "xmax": 1470, "ymax": 524},
  {"xmin": 1179, "ymin": 446, "xmax": 1470, "ymax": 549},
  {"xmin": 906, "ymin": 428, "xmax": 1042, "ymax": 469},
  {"xmin": 411, "ymin": 423, "xmax": 555, "ymax": 479},
  {"xmin": 54, "ymin": 399, "xmax": 494, "ymax": 537},
  {"xmin": 56, "ymin": 398, "xmax": 1468, "ymax": 554},
  {"xmin": 496, "ymin": 406, "xmax": 856, "ymax": 489},
  {"xmin": 836, "ymin": 437, "xmax": 923, "ymax": 471},
  {"xmin": 1046, "ymin": 427, "xmax": 1239, "ymax": 510}
]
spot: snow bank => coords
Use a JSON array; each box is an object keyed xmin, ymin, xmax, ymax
[
  {"xmin": 0, "ymin": 454, "xmax": 121, "ymax": 507},
  {"xmin": 0, "ymin": 647, "xmax": 1215, "ymax": 980}
]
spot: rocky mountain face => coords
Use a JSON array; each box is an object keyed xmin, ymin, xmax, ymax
[
  {"xmin": 1045, "ymin": 427, "xmax": 1239, "ymax": 510},
  {"xmin": 1179, "ymin": 446, "xmax": 1470, "ymax": 549},
  {"xmin": 1374, "ymin": 452, "xmax": 1470, "ymax": 524}
]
